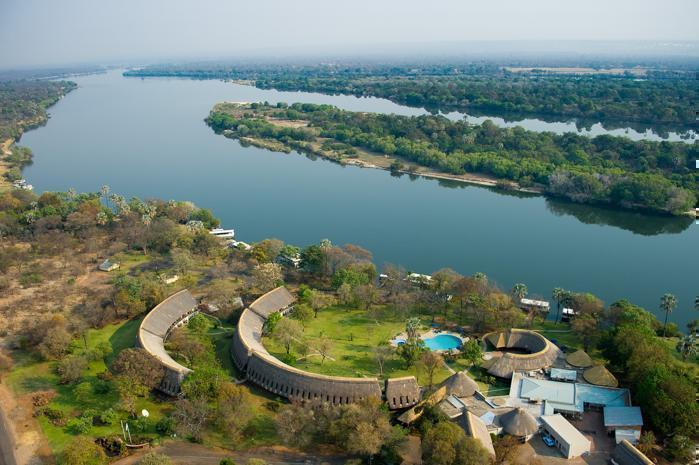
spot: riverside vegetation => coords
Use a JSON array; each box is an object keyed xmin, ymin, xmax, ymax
[
  {"xmin": 0, "ymin": 80, "xmax": 77, "ymax": 188},
  {"xmin": 206, "ymin": 102, "xmax": 697, "ymax": 215},
  {"xmin": 0, "ymin": 187, "xmax": 696, "ymax": 464},
  {"xmin": 125, "ymin": 62, "xmax": 699, "ymax": 131}
]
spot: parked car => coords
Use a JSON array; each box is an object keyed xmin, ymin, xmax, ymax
[{"xmin": 542, "ymin": 434, "xmax": 555, "ymax": 447}]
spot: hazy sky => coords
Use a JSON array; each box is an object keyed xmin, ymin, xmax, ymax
[{"xmin": 1, "ymin": 0, "xmax": 698, "ymax": 69}]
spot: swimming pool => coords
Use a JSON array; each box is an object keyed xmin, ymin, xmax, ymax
[{"xmin": 423, "ymin": 334, "xmax": 462, "ymax": 351}]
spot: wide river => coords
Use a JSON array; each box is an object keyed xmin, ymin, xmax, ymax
[{"xmin": 21, "ymin": 70, "xmax": 698, "ymax": 327}]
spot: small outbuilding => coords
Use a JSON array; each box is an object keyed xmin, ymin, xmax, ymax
[
  {"xmin": 540, "ymin": 414, "xmax": 591, "ymax": 459},
  {"xmin": 566, "ymin": 349, "xmax": 593, "ymax": 368},
  {"xmin": 98, "ymin": 259, "xmax": 120, "ymax": 272},
  {"xmin": 583, "ymin": 365, "xmax": 618, "ymax": 387},
  {"xmin": 604, "ymin": 406, "xmax": 643, "ymax": 444},
  {"xmin": 499, "ymin": 407, "xmax": 539, "ymax": 441},
  {"xmin": 611, "ymin": 439, "xmax": 654, "ymax": 465}
]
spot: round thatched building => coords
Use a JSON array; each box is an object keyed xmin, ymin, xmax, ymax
[
  {"xmin": 566, "ymin": 349, "xmax": 593, "ymax": 368},
  {"xmin": 482, "ymin": 329, "xmax": 562, "ymax": 379},
  {"xmin": 441, "ymin": 371, "xmax": 479, "ymax": 398},
  {"xmin": 500, "ymin": 407, "xmax": 539, "ymax": 440},
  {"xmin": 583, "ymin": 365, "xmax": 618, "ymax": 387}
]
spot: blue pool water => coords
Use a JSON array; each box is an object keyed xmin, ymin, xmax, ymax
[{"xmin": 423, "ymin": 334, "xmax": 462, "ymax": 351}]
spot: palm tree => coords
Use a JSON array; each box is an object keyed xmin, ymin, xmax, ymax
[
  {"xmin": 676, "ymin": 335, "xmax": 697, "ymax": 361},
  {"xmin": 660, "ymin": 293, "xmax": 677, "ymax": 337},
  {"xmin": 405, "ymin": 317, "xmax": 421, "ymax": 341},
  {"xmin": 511, "ymin": 283, "xmax": 528, "ymax": 303}
]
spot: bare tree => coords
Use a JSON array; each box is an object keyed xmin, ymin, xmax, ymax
[
  {"xmin": 419, "ymin": 351, "xmax": 443, "ymax": 392},
  {"xmin": 372, "ymin": 345, "xmax": 394, "ymax": 377},
  {"xmin": 251, "ymin": 263, "xmax": 283, "ymax": 293},
  {"xmin": 316, "ymin": 337, "xmax": 333, "ymax": 365},
  {"xmin": 273, "ymin": 318, "xmax": 303, "ymax": 355},
  {"xmin": 173, "ymin": 397, "xmax": 211, "ymax": 442}
]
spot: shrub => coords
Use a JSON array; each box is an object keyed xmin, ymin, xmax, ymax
[
  {"xmin": 67, "ymin": 415, "xmax": 93, "ymax": 434},
  {"xmin": 99, "ymin": 408, "xmax": 118, "ymax": 426},
  {"xmin": 74, "ymin": 381, "xmax": 93, "ymax": 398},
  {"xmin": 155, "ymin": 416, "xmax": 176, "ymax": 436},
  {"xmin": 220, "ymin": 459, "xmax": 236, "ymax": 465},
  {"xmin": 57, "ymin": 355, "xmax": 87, "ymax": 384},
  {"xmin": 43, "ymin": 407, "xmax": 67, "ymax": 426},
  {"xmin": 61, "ymin": 436, "xmax": 107, "ymax": 465},
  {"xmin": 93, "ymin": 379, "xmax": 111, "ymax": 394}
]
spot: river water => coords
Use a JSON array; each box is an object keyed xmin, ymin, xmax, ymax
[{"xmin": 20, "ymin": 70, "xmax": 698, "ymax": 327}]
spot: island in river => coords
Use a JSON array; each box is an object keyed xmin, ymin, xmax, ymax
[{"xmin": 206, "ymin": 102, "xmax": 697, "ymax": 216}]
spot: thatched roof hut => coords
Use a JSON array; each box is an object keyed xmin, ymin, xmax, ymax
[
  {"xmin": 441, "ymin": 371, "xmax": 479, "ymax": 398},
  {"xmin": 500, "ymin": 408, "xmax": 539, "ymax": 438},
  {"xmin": 583, "ymin": 365, "xmax": 618, "ymax": 387},
  {"xmin": 483, "ymin": 329, "xmax": 562, "ymax": 378},
  {"xmin": 566, "ymin": 349, "xmax": 593, "ymax": 368}
]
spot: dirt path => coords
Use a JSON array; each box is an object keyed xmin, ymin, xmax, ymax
[
  {"xmin": 112, "ymin": 442, "xmax": 349, "ymax": 465},
  {"xmin": 0, "ymin": 383, "xmax": 51, "ymax": 465}
]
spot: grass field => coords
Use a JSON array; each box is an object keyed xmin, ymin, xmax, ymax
[{"xmin": 262, "ymin": 306, "xmax": 454, "ymax": 385}]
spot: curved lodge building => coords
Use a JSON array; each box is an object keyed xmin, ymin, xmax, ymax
[
  {"xmin": 232, "ymin": 287, "xmax": 420, "ymax": 408},
  {"xmin": 137, "ymin": 289, "xmax": 198, "ymax": 395},
  {"xmin": 482, "ymin": 329, "xmax": 562, "ymax": 378}
]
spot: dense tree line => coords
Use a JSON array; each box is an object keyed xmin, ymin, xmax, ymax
[
  {"xmin": 0, "ymin": 80, "xmax": 76, "ymax": 140},
  {"xmin": 125, "ymin": 63, "xmax": 698, "ymax": 130},
  {"xmin": 255, "ymin": 75, "xmax": 699, "ymax": 129},
  {"xmin": 207, "ymin": 103, "xmax": 697, "ymax": 215}
]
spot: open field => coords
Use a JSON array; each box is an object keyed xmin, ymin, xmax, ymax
[{"xmin": 262, "ymin": 306, "xmax": 455, "ymax": 385}]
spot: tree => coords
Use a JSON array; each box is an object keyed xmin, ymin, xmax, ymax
[
  {"xmin": 329, "ymin": 397, "xmax": 392, "ymax": 458},
  {"xmin": 275, "ymin": 403, "xmax": 317, "ymax": 448},
  {"xmin": 353, "ymin": 284, "xmax": 378, "ymax": 310},
  {"xmin": 422, "ymin": 421, "xmax": 490, "ymax": 465},
  {"xmin": 431, "ymin": 268, "xmax": 460, "ymax": 317},
  {"xmin": 552, "ymin": 288, "xmax": 572, "ymax": 324},
  {"xmin": 38, "ymin": 326, "xmax": 72, "ymax": 360},
  {"xmin": 251, "ymin": 262, "xmax": 283, "ymax": 292},
  {"xmin": 316, "ymin": 337, "xmax": 333, "ymax": 365},
  {"xmin": 173, "ymin": 397, "xmax": 211, "ymax": 442},
  {"xmin": 419, "ymin": 351, "xmax": 443, "ymax": 392},
  {"xmin": 308, "ymin": 290, "xmax": 337, "ymax": 318},
  {"xmin": 139, "ymin": 453, "xmax": 173, "ymax": 465},
  {"xmin": 291, "ymin": 303, "xmax": 314, "ymax": 328},
  {"xmin": 460, "ymin": 339, "xmax": 482, "ymax": 367},
  {"xmin": 337, "ymin": 282, "xmax": 353, "ymax": 306},
  {"xmin": 636, "ymin": 431, "xmax": 655, "ymax": 458},
  {"xmin": 666, "ymin": 435, "xmax": 694, "ymax": 462},
  {"xmin": 57, "ymin": 355, "xmax": 87, "ymax": 384},
  {"xmin": 405, "ymin": 317, "xmax": 421, "ymax": 340},
  {"xmin": 262, "ymin": 311, "xmax": 282, "ymax": 335},
  {"xmin": 372, "ymin": 344, "xmax": 394, "ymax": 377},
  {"xmin": 571, "ymin": 313, "xmax": 599, "ymax": 352},
  {"xmin": 61, "ymin": 436, "xmax": 107, "ymax": 465},
  {"xmin": 216, "ymin": 382, "xmax": 253, "ymax": 442},
  {"xmin": 272, "ymin": 318, "xmax": 303, "ymax": 355},
  {"xmin": 660, "ymin": 293, "xmax": 677, "ymax": 337},
  {"xmin": 111, "ymin": 348, "xmax": 165, "ymax": 389},
  {"xmin": 171, "ymin": 248, "xmax": 194, "ymax": 274},
  {"xmin": 511, "ymin": 283, "xmax": 527, "ymax": 303},
  {"xmin": 675, "ymin": 335, "xmax": 697, "ymax": 361}
]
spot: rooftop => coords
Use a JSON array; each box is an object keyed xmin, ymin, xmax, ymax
[
  {"xmin": 603, "ymin": 406, "xmax": 643, "ymax": 427},
  {"xmin": 540, "ymin": 414, "xmax": 591, "ymax": 448}
]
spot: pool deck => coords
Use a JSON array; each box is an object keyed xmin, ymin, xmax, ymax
[{"xmin": 390, "ymin": 329, "xmax": 468, "ymax": 352}]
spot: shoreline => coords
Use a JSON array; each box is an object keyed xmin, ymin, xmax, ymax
[{"xmin": 0, "ymin": 139, "xmax": 14, "ymax": 193}]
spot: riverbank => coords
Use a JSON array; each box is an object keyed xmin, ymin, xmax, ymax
[
  {"xmin": 0, "ymin": 139, "xmax": 12, "ymax": 192},
  {"xmin": 218, "ymin": 104, "xmax": 542, "ymax": 195}
]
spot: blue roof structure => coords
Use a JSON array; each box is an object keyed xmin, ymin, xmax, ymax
[{"xmin": 604, "ymin": 406, "xmax": 643, "ymax": 427}]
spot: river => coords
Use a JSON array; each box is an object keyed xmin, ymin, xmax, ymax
[{"xmin": 20, "ymin": 70, "xmax": 698, "ymax": 328}]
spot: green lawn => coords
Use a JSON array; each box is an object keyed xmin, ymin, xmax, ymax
[
  {"xmin": 262, "ymin": 306, "xmax": 453, "ymax": 385},
  {"xmin": 7, "ymin": 318, "xmax": 172, "ymax": 454}
]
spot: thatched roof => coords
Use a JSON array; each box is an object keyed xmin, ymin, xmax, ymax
[
  {"xmin": 396, "ymin": 386, "xmax": 447, "ymax": 425},
  {"xmin": 566, "ymin": 349, "xmax": 593, "ymax": 368},
  {"xmin": 583, "ymin": 365, "xmax": 618, "ymax": 387},
  {"xmin": 483, "ymin": 329, "xmax": 562, "ymax": 378},
  {"xmin": 500, "ymin": 408, "xmax": 539, "ymax": 437},
  {"xmin": 385, "ymin": 376, "xmax": 421, "ymax": 410},
  {"xmin": 461, "ymin": 411, "xmax": 496, "ymax": 457},
  {"xmin": 441, "ymin": 371, "xmax": 479, "ymax": 398}
]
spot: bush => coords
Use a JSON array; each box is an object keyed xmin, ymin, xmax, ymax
[
  {"xmin": 99, "ymin": 408, "xmax": 118, "ymax": 426},
  {"xmin": 155, "ymin": 416, "xmax": 176, "ymax": 436},
  {"xmin": 220, "ymin": 459, "xmax": 236, "ymax": 465},
  {"xmin": 61, "ymin": 436, "xmax": 107, "ymax": 465},
  {"xmin": 43, "ymin": 407, "xmax": 67, "ymax": 426},
  {"xmin": 57, "ymin": 355, "xmax": 87, "ymax": 384},
  {"xmin": 68, "ymin": 415, "xmax": 93, "ymax": 434},
  {"xmin": 93, "ymin": 379, "xmax": 112, "ymax": 394},
  {"xmin": 74, "ymin": 381, "xmax": 93, "ymax": 399}
]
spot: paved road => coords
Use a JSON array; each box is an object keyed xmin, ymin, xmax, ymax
[{"xmin": 0, "ymin": 401, "xmax": 18, "ymax": 465}]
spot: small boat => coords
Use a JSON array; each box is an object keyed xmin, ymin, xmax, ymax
[{"xmin": 209, "ymin": 227, "xmax": 235, "ymax": 239}]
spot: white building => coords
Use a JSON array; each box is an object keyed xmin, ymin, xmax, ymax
[{"xmin": 540, "ymin": 414, "xmax": 591, "ymax": 459}]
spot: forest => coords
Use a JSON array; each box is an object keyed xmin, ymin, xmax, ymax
[
  {"xmin": 0, "ymin": 80, "xmax": 77, "ymax": 141},
  {"xmin": 125, "ymin": 63, "xmax": 699, "ymax": 130},
  {"xmin": 207, "ymin": 102, "xmax": 698, "ymax": 215}
]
